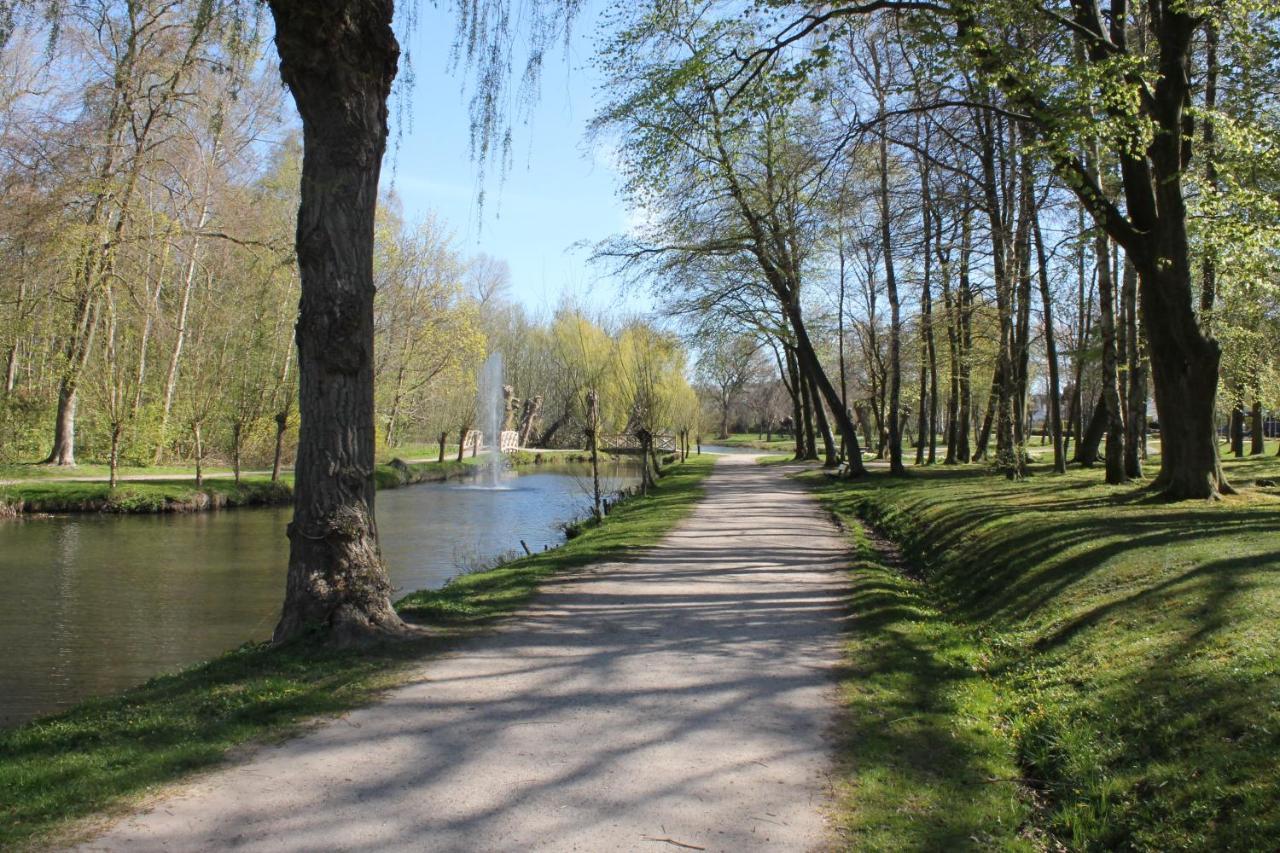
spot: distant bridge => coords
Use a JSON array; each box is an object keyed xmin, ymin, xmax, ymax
[{"xmin": 598, "ymin": 432, "xmax": 678, "ymax": 453}]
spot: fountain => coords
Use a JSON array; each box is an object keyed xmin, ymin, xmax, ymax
[{"xmin": 477, "ymin": 352, "xmax": 506, "ymax": 488}]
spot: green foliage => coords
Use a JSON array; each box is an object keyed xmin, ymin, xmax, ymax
[{"xmin": 0, "ymin": 390, "xmax": 50, "ymax": 463}]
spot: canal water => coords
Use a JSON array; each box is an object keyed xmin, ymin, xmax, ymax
[{"xmin": 0, "ymin": 462, "xmax": 638, "ymax": 728}]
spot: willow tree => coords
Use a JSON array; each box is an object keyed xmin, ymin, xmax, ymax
[{"xmin": 594, "ymin": 10, "xmax": 868, "ymax": 474}]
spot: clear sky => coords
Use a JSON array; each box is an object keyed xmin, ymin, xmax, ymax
[{"xmin": 383, "ymin": 2, "xmax": 646, "ymax": 315}]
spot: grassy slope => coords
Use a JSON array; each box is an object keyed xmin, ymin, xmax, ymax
[
  {"xmin": 0, "ymin": 455, "xmax": 713, "ymax": 849},
  {"xmin": 0, "ymin": 458, "xmax": 486, "ymax": 514},
  {"xmin": 0, "ymin": 450, "xmax": 625, "ymax": 515},
  {"xmin": 713, "ymin": 432, "xmax": 796, "ymax": 452},
  {"xmin": 804, "ymin": 449, "xmax": 1280, "ymax": 850},
  {"xmin": 0, "ymin": 445, "xmax": 459, "ymax": 482}
]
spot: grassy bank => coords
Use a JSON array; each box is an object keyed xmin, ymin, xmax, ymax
[
  {"xmin": 0, "ymin": 477, "xmax": 292, "ymax": 516},
  {"xmin": 710, "ymin": 432, "xmax": 796, "ymax": 452},
  {"xmin": 0, "ymin": 452, "xmax": 595, "ymax": 516},
  {"xmin": 0, "ymin": 454, "xmax": 713, "ymax": 849},
  {"xmin": 804, "ymin": 452, "xmax": 1280, "ymax": 850}
]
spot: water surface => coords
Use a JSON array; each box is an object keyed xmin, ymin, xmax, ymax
[{"xmin": 0, "ymin": 463, "xmax": 636, "ymax": 728}]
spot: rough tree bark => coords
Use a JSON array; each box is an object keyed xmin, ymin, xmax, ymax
[{"xmin": 269, "ymin": 0, "xmax": 409, "ymax": 644}]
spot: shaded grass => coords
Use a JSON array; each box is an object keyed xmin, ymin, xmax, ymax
[
  {"xmin": 804, "ymin": 450, "xmax": 1280, "ymax": 850},
  {"xmin": 0, "ymin": 454, "xmax": 713, "ymax": 849},
  {"xmin": 826, "ymin": 521, "xmax": 1033, "ymax": 851}
]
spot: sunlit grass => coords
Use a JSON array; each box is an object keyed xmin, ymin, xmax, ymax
[
  {"xmin": 712, "ymin": 432, "xmax": 796, "ymax": 452},
  {"xmin": 806, "ymin": 448, "xmax": 1280, "ymax": 849}
]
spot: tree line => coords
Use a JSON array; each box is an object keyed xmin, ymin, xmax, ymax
[
  {"xmin": 2, "ymin": 0, "xmax": 1275, "ymax": 643},
  {"xmin": 605, "ymin": 0, "xmax": 1280, "ymax": 499},
  {"xmin": 0, "ymin": 4, "xmax": 696, "ymax": 490}
]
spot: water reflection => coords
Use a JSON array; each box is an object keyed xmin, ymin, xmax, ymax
[{"xmin": 0, "ymin": 462, "xmax": 637, "ymax": 728}]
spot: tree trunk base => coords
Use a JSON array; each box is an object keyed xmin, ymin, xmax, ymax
[{"xmin": 1148, "ymin": 469, "xmax": 1234, "ymax": 500}]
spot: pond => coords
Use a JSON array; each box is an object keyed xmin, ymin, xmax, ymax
[{"xmin": 0, "ymin": 461, "xmax": 639, "ymax": 728}]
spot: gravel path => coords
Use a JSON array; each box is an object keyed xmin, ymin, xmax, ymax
[{"xmin": 77, "ymin": 455, "xmax": 851, "ymax": 852}]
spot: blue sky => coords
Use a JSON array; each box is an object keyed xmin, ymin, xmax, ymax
[{"xmin": 383, "ymin": 2, "xmax": 646, "ymax": 314}]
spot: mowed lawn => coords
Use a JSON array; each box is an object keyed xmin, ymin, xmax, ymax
[{"xmin": 805, "ymin": 447, "xmax": 1280, "ymax": 850}]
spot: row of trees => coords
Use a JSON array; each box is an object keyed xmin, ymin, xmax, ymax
[
  {"xmin": 7, "ymin": 0, "xmax": 1275, "ymax": 643},
  {"xmin": 603, "ymin": 0, "xmax": 1280, "ymax": 498},
  {"xmin": 0, "ymin": 4, "xmax": 704, "ymax": 488}
]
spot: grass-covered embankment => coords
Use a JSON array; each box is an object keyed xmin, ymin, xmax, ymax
[
  {"xmin": 0, "ymin": 454, "xmax": 713, "ymax": 849},
  {"xmin": 710, "ymin": 432, "xmax": 796, "ymax": 452},
  {"xmin": 0, "ymin": 456, "xmax": 487, "ymax": 516},
  {"xmin": 804, "ymin": 452, "xmax": 1280, "ymax": 850},
  {"xmin": 0, "ymin": 477, "xmax": 293, "ymax": 516}
]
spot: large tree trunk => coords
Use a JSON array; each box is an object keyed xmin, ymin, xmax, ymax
[
  {"xmin": 780, "ymin": 344, "xmax": 805, "ymax": 460},
  {"xmin": 269, "ymin": 0, "xmax": 408, "ymax": 644},
  {"xmin": 47, "ymin": 387, "xmax": 80, "ymax": 466},
  {"xmin": 798, "ymin": 360, "xmax": 817, "ymax": 460},
  {"xmin": 272, "ymin": 411, "xmax": 289, "ymax": 482},
  {"xmin": 973, "ymin": 365, "xmax": 998, "ymax": 462},
  {"xmin": 783, "ymin": 304, "xmax": 866, "ymax": 474},
  {"xmin": 1136, "ymin": 257, "xmax": 1228, "ymax": 498},
  {"xmin": 45, "ymin": 288, "xmax": 101, "ymax": 466},
  {"xmin": 1229, "ymin": 397, "xmax": 1244, "ymax": 458}
]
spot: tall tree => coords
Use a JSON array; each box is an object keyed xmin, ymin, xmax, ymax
[{"xmin": 266, "ymin": 0, "xmax": 408, "ymax": 642}]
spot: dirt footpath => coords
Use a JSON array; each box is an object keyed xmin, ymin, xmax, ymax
[{"xmin": 77, "ymin": 455, "xmax": 851, "ymax": 852}]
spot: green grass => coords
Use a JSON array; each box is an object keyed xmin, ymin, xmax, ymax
[
  {"xmin": 0, "ymin": 457, "xmax": 502, "ymax": 515},
  {"xmin": 0, "ymin": 477, "xmax": 292, "ymax": 514},
  {"xmin": 802, "ymin": 449, "xmax": 1280, "ymax": 850},
  {"xmin": 0, "ymin": 461, "xmax": 239, "ymax": 482},
  {"xmin": 712, "ymin": 432, "xmax": 797, "ymax": 451},
  {"xmin": 825, "ymin": 520, "xmax": 1033, "ymax": 850},
  {"xmin": 755, "ymin": 454, "xmax": 796, "ymax": 466},
  {"xmin": 0, "ymin": 454, "xmax": 712, "ymax": 850}
]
